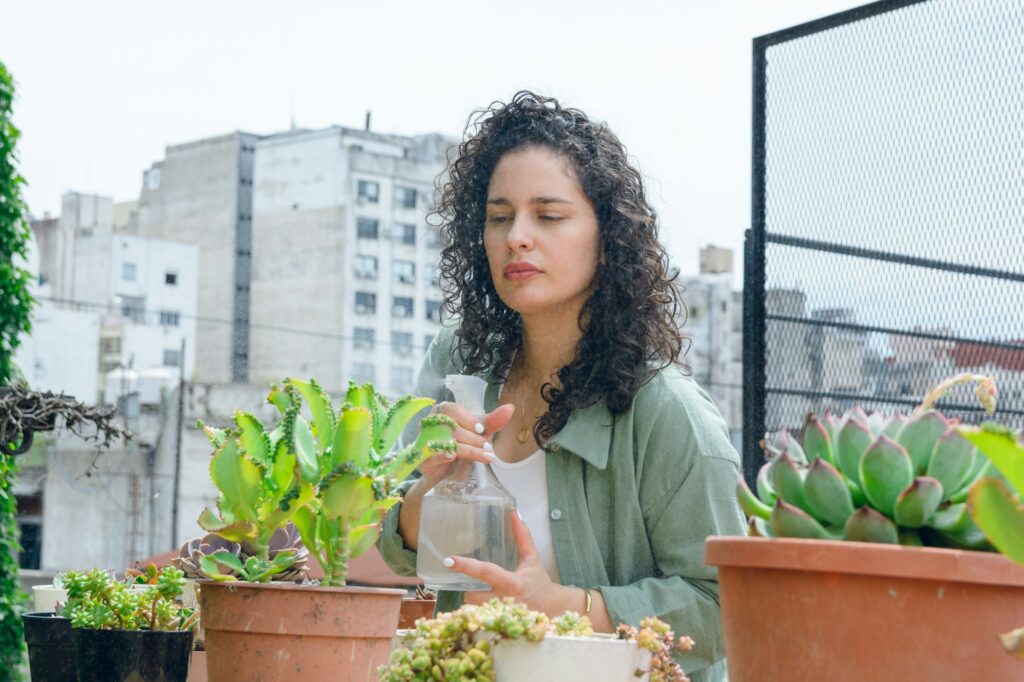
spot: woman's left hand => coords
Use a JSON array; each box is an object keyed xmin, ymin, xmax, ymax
[{"xmin": 449, "ymin": 512, "xmax": 561, "ymax": 611}]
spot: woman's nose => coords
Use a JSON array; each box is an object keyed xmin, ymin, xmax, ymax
[{"xmin": 506, "ymin": 215, "xmax": 534, "ymax": 251}]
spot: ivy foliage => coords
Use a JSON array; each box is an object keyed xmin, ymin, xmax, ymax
[{"xmin": 0, "ymin": 60, "xmax": 35, "ymax": 682}]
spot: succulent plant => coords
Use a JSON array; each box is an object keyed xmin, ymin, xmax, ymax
[
  {"xmin": 738, "ymin": 374, "xmax": 1000, "ymax": 548},
  {"xmin": 958, "ymin": 421, "xmax": 1024, "ymax": 658},
  {"xmin": 198, "ymin": 378, "xmax": 456, "ymax": 586},
  {"xmin": 380, "ymin": 598, "xmax": 692, "ymax": 682},
  {"xmin": 175, "ymin": 525, "xmax": 309, "ymax": 581},
  {"xmin": 63, "ymin": 566, "xmax": 198, "ymax": 632}
]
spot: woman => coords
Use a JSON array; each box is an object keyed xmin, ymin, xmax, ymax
[{"xmin": 378, "ymin": 91, "xmax": 744, "ymax": 681}]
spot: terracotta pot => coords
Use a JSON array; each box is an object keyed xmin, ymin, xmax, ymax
[
  {"xmin": 397, "ymin": 598, "xmax": 435, "ymax": 629},
  {"xmin": 705, "ymin": 537, "xmax": 1024, "ymax": 682},
  {"xmin": 200, "ymin": 581, "xmax": 403, "ymax": 681}
]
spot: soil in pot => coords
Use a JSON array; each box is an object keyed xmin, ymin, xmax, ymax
[
  {"xmin": 22, "ymin": 612, "xmax": 77, "ymax": 682},
  {"xmin": 74, "ymin": 628, "xmax": 195, "ymax": 682}
]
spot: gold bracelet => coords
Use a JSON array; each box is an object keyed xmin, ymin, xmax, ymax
[{"xmin": 583, "ymin": 588, "xmax": 593, "ymax": 614}]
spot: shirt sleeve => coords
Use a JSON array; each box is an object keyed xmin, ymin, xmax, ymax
[
  {"xmin": 597, "ymin": 377, "xmax": 746, "ymax": 678},
  {"xmin": 376, "ymin": 326, "xmax": 457, "ymax": 576}
]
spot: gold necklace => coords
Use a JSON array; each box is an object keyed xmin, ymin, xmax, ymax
[{"xmin": 513, "ymin": 352, "xmax": 542, "ymax": 444}]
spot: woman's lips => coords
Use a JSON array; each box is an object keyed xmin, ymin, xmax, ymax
[{"xmin": 504, "ymin": 264, "xmax": 540, "ymax": 281}]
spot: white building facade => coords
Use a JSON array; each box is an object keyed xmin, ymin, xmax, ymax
[{"xmin": 249, "ymin": 127, "xmax": 454, "ymax": 396}]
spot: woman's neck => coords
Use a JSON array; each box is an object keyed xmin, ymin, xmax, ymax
[{"xmin": 518, "ymin": 309, "xmax": 584, "ymax": 386}]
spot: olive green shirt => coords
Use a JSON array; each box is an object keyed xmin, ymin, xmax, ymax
[{"xmin": 378, "ymin": 327, "xmax": 746, "ymax": 681}]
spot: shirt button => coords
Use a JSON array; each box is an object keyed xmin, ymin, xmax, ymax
[{"xmin": 550, "ymin": 508, "xmax": 562, "ymax": 520}]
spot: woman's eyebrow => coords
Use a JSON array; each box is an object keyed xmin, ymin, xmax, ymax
[{"xmin": 485, "ymin": 197, "xmax": 573, "ymax": 206}]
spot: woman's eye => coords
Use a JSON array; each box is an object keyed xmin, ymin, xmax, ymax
[
  {"xmin": 539, "ymin": 214, "xmax": 563, "ymax": 223},
  {"xmin": 488, "ymin": 215, "xmax": 510, "ymax": 225}
]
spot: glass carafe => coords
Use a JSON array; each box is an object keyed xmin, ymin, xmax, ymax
[{"xmin": 416, "ymin": 375, "xmax": 518, "ymax": 591}]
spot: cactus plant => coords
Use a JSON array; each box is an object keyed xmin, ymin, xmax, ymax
[
  {"xmin": 198, "ymin": 378, "xmax": 456, "ymax": 586},
  {"xmin": 958, "ymin": 421, "xmax": 1024, "ymax": 658},
  {"xmin": 738, "ymin": 374, "xmax": 999, "ymax": 548}
]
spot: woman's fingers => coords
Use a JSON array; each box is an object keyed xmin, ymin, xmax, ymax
[
  {"xmin": 484, "ymin": 403, "xmax": 516, "ymax": 436},
  {"xmin": 434, "ymin": 401, "xmax": 486, "ymax": 435},
  {"xmin": 445, "ymin": 556, "xmax": 523, "ymax": 596}
]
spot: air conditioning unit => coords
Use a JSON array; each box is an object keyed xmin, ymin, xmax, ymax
[
  {"xmin": 395, "ymin": 345, "xmax": 412, "ymax": 357},
  {"xmin": 355, "ymin": 304, "xmax": 372, "ymax": 315},
  {"xmin": 392, "ymin": 306, "xmax": 411, "ymax": 318}
]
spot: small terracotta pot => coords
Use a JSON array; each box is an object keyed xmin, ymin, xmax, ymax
[
  {"xmin": 200, "ymin": 581, "xmax": 403, "ymax": 681},
  {"xmin": 397, "ymin": 598, "xmax": 436, "ymax": 629},
  {"xmin": 705, "ymin": 537, "xmax": 1024, "ymax": 682}
]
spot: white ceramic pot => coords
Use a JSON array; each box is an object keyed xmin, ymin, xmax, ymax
[
  {"xmin": 391, "ymin": 630, "xmax": 652, "ymax": 681},
  {"xmin": 32, "ymin": 585, "xmax": 67, "ymax": 614},
  {"xmin": 492, "ymin": 633, "xmax": 651, "ymax": 682}
]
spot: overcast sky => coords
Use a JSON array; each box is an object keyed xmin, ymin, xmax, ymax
[{"xmin": 1, "ymin": 0, "xmax": 865, "ymax": 277}]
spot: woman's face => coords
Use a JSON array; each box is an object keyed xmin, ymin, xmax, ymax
[{"xmin": 483, "ymin": 146, "xmax": 601, "ymax": 319}]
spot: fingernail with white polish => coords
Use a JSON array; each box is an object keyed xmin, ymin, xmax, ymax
[
  {"xmin": 443, "ymin": 557, "xmax": 455, "ymax": 568},
  {"xmin": 516, "ymin": 510, "xmax": 524, "ymax": 522},
  {"xmin": 483, "ymin": 441, "xmax": 493, "ymax": 453},
  {"xmin": 474, "ymin": 422, "xmax": 485, "ymax": 434}
]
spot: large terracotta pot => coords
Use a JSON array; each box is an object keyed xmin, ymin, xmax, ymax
[
  {"xmin": 200, "ymin": 581, "xmax": 403, "ymax": 681},
  {"xmin": 705, "ymin": 537, "xmax": 1024, "ymax": 682}
]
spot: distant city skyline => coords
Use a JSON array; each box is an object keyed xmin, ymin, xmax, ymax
[{"xmin": 0, "ymin": 0, "xmax": 865, "ymax": 277}]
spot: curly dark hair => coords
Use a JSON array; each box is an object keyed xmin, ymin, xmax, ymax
[{"xmin": 434, "ymin": 90, "xmax": 686, "ymax": 444}]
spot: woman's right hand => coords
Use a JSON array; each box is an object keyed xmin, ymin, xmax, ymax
[{"xmin": 418, "ymin": 402, "xmax": 515, "ymax": 486}]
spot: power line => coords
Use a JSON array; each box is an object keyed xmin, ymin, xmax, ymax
[{"xmin": 38, "ymin": 295, "xmax": 438, "ymax": 352}]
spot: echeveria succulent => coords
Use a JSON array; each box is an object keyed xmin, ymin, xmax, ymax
[
  {"xmin": 175, "ymin": 524, "xmax": 309, "ymax": 581},
  {"xmin": 738, "ymin": 374, "xmax": 1000, "ymax": 548}
]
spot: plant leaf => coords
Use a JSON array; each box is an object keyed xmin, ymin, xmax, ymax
[
  {"xmin": 292, "ymin": 415, "xmax": 319, "ymax": 484},
  {"xmin": 959, "ymin": 423, "xmax": 1024, "ymax": 494},
  {"xmin": 235, "ymin": 411, "xmax": 272, "ymax": 469},
  {"xmin": 378, "ymin": 397, "xmax": 435, "ymax": 456},
  {"xmin": 332, "ymin": 407, "xmax": 372, "ymax": 470},
  {"xmin": 210, "ymin": 437, "xmax": 262, "ymax": 521},
  {"xmin": 968, "ymin": 478, "xmax": 1024, "ymax": 565},
  {"xmin": 289, "ymin": 378, "xmax": 336, "ymax": 450}
]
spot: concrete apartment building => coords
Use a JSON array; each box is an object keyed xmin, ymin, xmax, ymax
[
  {"xmin": 248, "ymin": 126, "xmax": 454, "ymax": 394},
  {"xmin": 680, "ymin": 246, "xmax": 743, "ymax": 449},
  {"xmin": 135, "ymin": 132, "xmax": 259, "ymax": 384}
]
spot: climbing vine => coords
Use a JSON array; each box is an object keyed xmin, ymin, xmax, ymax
[{"xmin": 0, "ymin": 60, "xmax": 36, "ymax": 681}]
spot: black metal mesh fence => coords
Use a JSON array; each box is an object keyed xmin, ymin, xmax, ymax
[{"xmin": 744, "ymin": 0, "xmax": 1024, "ymax": 484}]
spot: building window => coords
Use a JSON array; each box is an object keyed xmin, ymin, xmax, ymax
[
  {"xmin": 392, "ymin": 297, "xmax": 414, "ymax": 319},
  {"xmin": 424, "ymin": 229, "xmax": 441, "ymax": 249},
  {"xmin": 354, "ymin": 254, "xmax": 378, "ymax": 279},
  {"xmin": 354, "ymin": 327, "xmax": 375, "ymax": 350},
  {"xmin": 159, "ymin": 310, "xmax": 180, "ymax": 327},
  {"xmin": 423, "ymin": 334, "xmax": 435, "ymax": 351},
  {"xmin": 395, "ymin": 187, "xmax": 417, "ymax": 210},
  {"xmin": 357, "ymin": 180, "xmax": 380, "ymax": 204},
  {"xmin": 426, "ymin": 300, "xmax": 442, "ymax": 323},
  {"xmin": 163, "ymin": 349, "xmax": 181, "ymax": 367},
  {"xmin": 352, "ymin": 362, "xmax": 375, "ymax": 384},
  {"xmin": 355, "ymin": 292, "xmax": 377, "ymax": 315},
  {"xmin": 426, "ymin": 266, "xmax": 440, "ymax": 288},
  {"xmin": 100, "ymin": 337, "xmax": 122, "ymax": 355},
  {"xmin": 392, "ymin": 332, "xmax": 413, "ymax": 356},
  {"xmin": 357, "ymin": 217, "xmax": 379, "ymax": 239},
  {"xmin": 396, "ymin": 223, "xmax": 416, "ymax": 246},
  {"xmin": 165, "ymin": 271, "xmax": 178, "ymax": 286},
  {"xmin": 393, "ymin": 260, "xmax": 416, "ymax": 285},
  {"xmin": 120, "ymin": 296, "xmax": 146, "ymax": 323},
  {"xmin": 122, "ymin": 262, "xmax": 137, "ymax": 281},
  {"xmin": 391, "ymin": 366, "xmax": 414, "ymax": 391}
]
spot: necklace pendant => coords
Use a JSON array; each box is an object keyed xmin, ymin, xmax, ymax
[{"xmin": 516, "ymin": 428, "xmax": 530, "ymax": 444}]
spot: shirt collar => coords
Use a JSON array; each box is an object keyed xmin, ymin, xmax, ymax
[{"xmin": 484, "ymin": 372, "xmax": 613, "ymax": 470}]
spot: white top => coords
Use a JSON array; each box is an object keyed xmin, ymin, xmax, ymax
[{"xmin": 490, "ymin": 448, "xmax": 561, "ymax": 583}]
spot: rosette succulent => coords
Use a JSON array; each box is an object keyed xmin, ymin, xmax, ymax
[
  {"xmin": 175, "ymin": 525, "xmax": 309, "ymax": 582},
  {"xmin": 738, "ymin": 374, "xmax": 1001, "ymax": 548},
  {"xmin": 198, "ymin": 378, "xmax": 456, "ymax": 586}
]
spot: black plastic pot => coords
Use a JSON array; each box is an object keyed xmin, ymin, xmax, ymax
[
  {"xmin": 22, "ymin": 612, "xmax": 78, "ymax": 682},
  {"xmin": 74, "ymin": 628, "xmax": 195, "ymax": 682}
]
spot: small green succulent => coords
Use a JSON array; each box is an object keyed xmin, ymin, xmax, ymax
[
  {"xmin": 62, "ymin": 566, "xmax": 197, "ymax": 632},
  {"xmin": 738, "ymin": 374, "xmax": 1000, "ymax": 548},
  {"xmin": 199, "ymin": 379, "xmax": 456, "ymax": 586}
]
